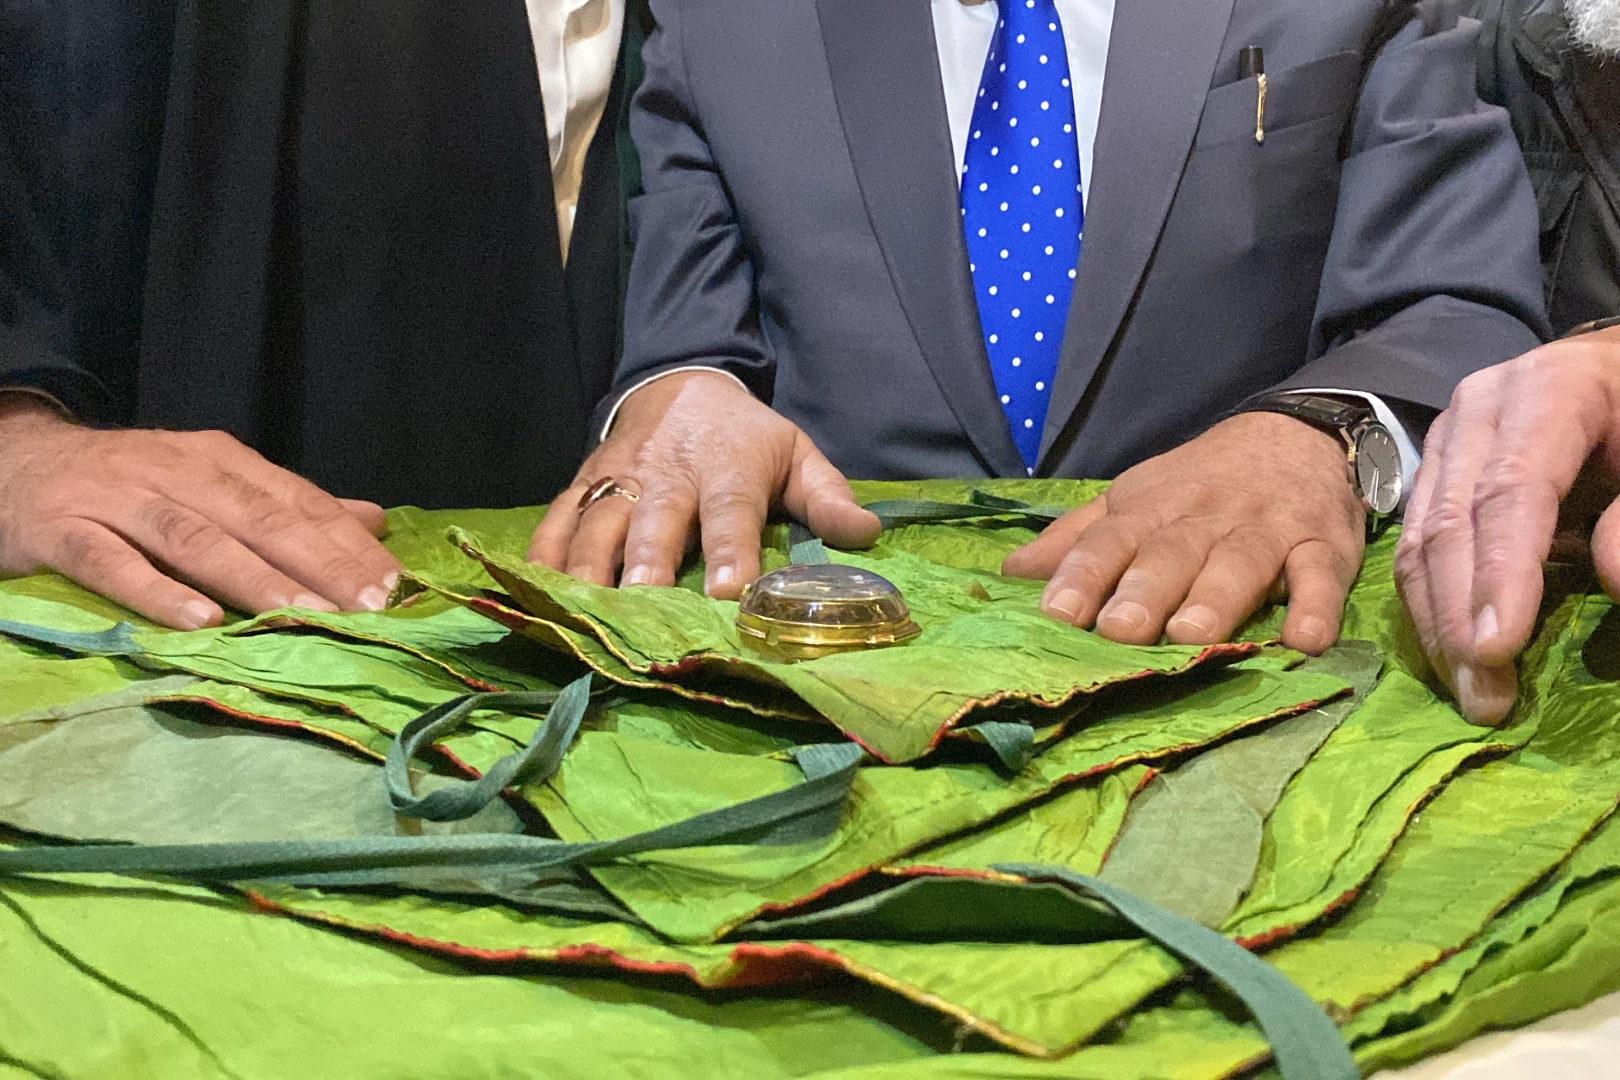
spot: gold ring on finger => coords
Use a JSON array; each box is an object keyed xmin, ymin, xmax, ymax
[{"xmin": 578, "ymin": 477, "xmax": 641, "ymax": 514}]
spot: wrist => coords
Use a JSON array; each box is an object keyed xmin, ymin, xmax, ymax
[
  {"xmin": 1217, "ymin": 409, "xmax": 1343, "ymax": 460},
  {"xmin": 615, "ymin": 369, "xmax": 752, "ymax": 432}
]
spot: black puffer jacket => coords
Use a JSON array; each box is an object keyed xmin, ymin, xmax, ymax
[{"xmin": 1474, "ymin": 0, "xmax": 1620, "ymax": 334}]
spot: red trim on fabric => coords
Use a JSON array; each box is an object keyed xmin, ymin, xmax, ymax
[
  {"xmin": 739, "ymin": 864, "xmax": 893, "ymax": 923},
  {"xmin": 1234, "ymin": 884, "xmax": 1363, "ymax": 951},
  {"xmin": 722, "ymin": 941, "xmax": 853, "ymax": 987},
  {"xmin": 467, "ymin": 598, "xmax": 537, "ymax": 634},
  {"xmin": 156, "ymin": 696, "xmax": 385, "ymax": 761},
  {"xmin": 550, "ymin": 944, "xmax": 706, "ymax": 979},
  {"xmin": 430, "ymin": 745, "xmax": 485, "ymax": 779},
  {"xmin": 243, "ymin": 890, "xmax": 821, "ymax": 988},
  {"xmin": 1232, "ymin": 740, "xmax": 1519, "ymax": 950}
]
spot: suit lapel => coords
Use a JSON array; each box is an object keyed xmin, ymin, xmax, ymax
[
  {"xmin": 1038, "ymin": 0, "xmax": 1239, "ymax": 466},
  {"xmin": 815, "ymin": 0, "xmax": 1026, "ymax": 477}
]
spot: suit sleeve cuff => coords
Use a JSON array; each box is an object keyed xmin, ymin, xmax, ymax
[
  {"xmin": 597, "ymin": 365, "xmax": 752, "ymax": 443},
  {"xmin": 1294, "ymin": 387, "xmax": 1421, "ymax": 516}
]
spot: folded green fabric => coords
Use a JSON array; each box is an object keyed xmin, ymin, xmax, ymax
[
  {"xmin": 1344, "ymin": 810, "xmax": 1620, "ymax": 1056},
  {"xmin": 1098, "ymin": 642, "xmax": 1384, "ymax": 930},
  {"xmin": 1224, "ymin": 671, "xmax": 1532, "ymax": 945},
  {"xmin": 7, "ymin": 481, "xmax": 1620, "ymax": 1080},
  {"xmin": 532, "ymin": 662, "xmax": 1345, "ymax": 943},
  {"xmin": 0, "ymin": 876, "xmax": 934, "ymax": 1080},
  {"xmin": 1351, "ymin": 871, "xmax": 1620, "ymax": 1073},
  {"xmin": 444, "ymin": 531, "xmax": 1263, "ymax": 763}
]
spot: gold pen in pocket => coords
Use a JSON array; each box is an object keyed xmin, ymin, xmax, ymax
[{"xmin": 1239, "ymin": 46, "xmax": 1266, "ymax": 144}]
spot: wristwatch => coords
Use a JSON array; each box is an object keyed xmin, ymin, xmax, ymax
[
  {"xmin": 1236, "ymin": 391, "xmax": 1404, "ymax": 524},
  {"xmin": 1563, "ymin": 314, "xmax": 1620, "ymax": 339}
]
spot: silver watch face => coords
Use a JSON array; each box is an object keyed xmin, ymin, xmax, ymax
[{"xmin": 1354, "ymin": 425, "xmax": 1403, "ymax": 516}]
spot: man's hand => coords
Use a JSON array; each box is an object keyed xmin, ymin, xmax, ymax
[
  {"xmin": 1395, "ymin": 329, "xmax": 1620, "ymax": 725},
  {"xmin": 1003, "ymin": 412, "xmax": 1364, "ymax": 653},
  {"xmin": 0, "ymin": 393, "xmax": 401, "ymax": 629},
  {"xmin": 529, "ymin": 371, "xmax": 880, "ymax": 597}
]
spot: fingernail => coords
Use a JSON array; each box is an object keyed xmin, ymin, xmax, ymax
[
  {"xmin": 707, "ymin": 565, "xmax": 737, "ymax": 593},
  {"xmin": 1473, "ymin": 604, "xmax": 1499, "ymax": 650},
  {"xmin": 1042, "ymin": 588, "xmax": 1083, "ymax": 621},
  {"xmin": 1099, "ymin": 600, "xmax": 1149, "ymax": 634},
  {"xmin": 179, "ymin": 601, "xmax": 219, "ymax": 630},
  {"xmin": 293, "ymin": 592, "xmax": 338, "ymax": 613},
  {"xmin": 1170, "ymin": 604, "xmax": 1218, "ymax": 639},
  {"xmin": 357, "ymin": 585, "xmax": 388, "ymax": 612},
  {"xmin": 382, "ymin": 571, "xmax": 400, "ymax": 592},
  {"xmin": 624, "ymin": 565, "xmax": 654, "ymax": 586},
  {"xmin": 1295, "ymin": 615, "xmax": 1328, "ymax": 651},
  {"xmin": 1454, "ymin": 662, "xmax": 1516, "ymax": 726}
]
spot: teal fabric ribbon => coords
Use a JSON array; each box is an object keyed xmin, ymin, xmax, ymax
[
  {"xmin": 0, "ymin": 669, "xmax": 1353, "ymax": 1079},
  {"xmin": 0, "ymin": 695, "xmax": 865, "ymax": 885},
  {"xmin": 0, "ymin": 618, "xmax": 142, "ymax": 655},
  {"xmin": 385, "ymin": 676, "xmax": 594, "ymax": 822},
  {"xmin": 999, "ymin": 866, "xmax": 1358, "ymax": 1080},
  {"xmin": 862, "ymin": 490, "xmax": 1068, "ymax": 529},
  {"xmin": 787, "ymin": 489, "xmax": 1069, "ymax": 565}
]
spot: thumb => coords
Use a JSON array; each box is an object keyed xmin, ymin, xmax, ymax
[
  {"xmin": 1002, "ymin": 496, "xmax": 1108, "ymax": 579},
  {"xmin": 1590, "ymin": 494, "xmax": 1620, "ymax": 603},
  {"xmin": 782, "ymin": 434, "xmax": 881, "ymax": 549}
]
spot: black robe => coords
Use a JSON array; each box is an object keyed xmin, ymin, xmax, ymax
[{"xmin": 0, "ymin": 0, "xmax": 646, "ymax": 508}]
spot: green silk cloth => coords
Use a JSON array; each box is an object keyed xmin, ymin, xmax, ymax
[{"xmin": 1, "ymin": 479, "xmax": 1618, "ymax": 1080}]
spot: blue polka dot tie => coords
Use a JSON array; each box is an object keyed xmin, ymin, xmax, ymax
[{"xmin": 960, "ymin": 0, "xmax": 1082, "ymax": 472}]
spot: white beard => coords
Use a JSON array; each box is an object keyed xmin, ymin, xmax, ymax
[{"xmin": 1566, "ymin": 0, "xmax": 1620, "ymax": 56}]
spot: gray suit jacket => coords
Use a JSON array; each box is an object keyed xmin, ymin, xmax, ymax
[{"xmin": 605, "ymin": 0, "xmax": 1550, "ymax": 481}]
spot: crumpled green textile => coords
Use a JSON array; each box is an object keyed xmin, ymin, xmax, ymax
[
  {"xmin": 7, "ymin": 480, "xmax": 1620, "ymax": 1080},
  {"xmin": 0, "ymin": 695, "xmax": 522, "ymax": 845},
  {"xmin": 436, "ymin": 530, "xmax": 1261, "ymax": 764},
  {"xmin": 0, "ymin": 875, "xmax": 935, "ymax": 1080},
  {"xmin": 529, "ymin": 662, "xmax": 1346, "ymax": 943},
  {"xmin": 1098, "ymin": 642, "xmax": 1384, "ymax": 929}
]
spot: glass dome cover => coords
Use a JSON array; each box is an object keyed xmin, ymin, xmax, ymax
[{"xmin": 735, "ymin": 563, "xmax": 921, "ymax": 661}]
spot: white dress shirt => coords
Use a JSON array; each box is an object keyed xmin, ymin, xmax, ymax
[
  {"xmin": 525, "ymin": 0, "xmax": 624, "ymax": 260},
  {"xmin": 931, "ymin": 0, "xmax": 1115, "ymax": 210},
  {"xmin": 609, "ymin": 0, "xmax": 1421, "ymax": 506}
]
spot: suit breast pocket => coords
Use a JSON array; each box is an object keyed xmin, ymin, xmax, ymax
[
  {"xmin": 1173, "ymin": 49, "xmax": 1364, "ymax": 260},
  {"xmin": 1192, "ymin": 50, "xmax": 1363, "ymax": 151}
]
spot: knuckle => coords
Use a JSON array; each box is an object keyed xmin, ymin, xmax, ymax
[
  {"xmin": 1323, "ymin": 543, "xmax": 1358, "ymax": 586},
  {"xmin": 211, "ymin": 466, "xmax": 279, "ymax": 510},
  {"xmin": 1472, "ymin": 459, "xmax": 1550, "ymax": 513},
  {"xmin": 1420, "ymin": 421, "xmax": 1452, "ymax": 461},
  {"xmin": 1115, "ymin": 567, "xmax": 1157, "ymax": 594},
  {"xmin": 138, "ymin": 500, "xmax": 219, "ymax": 555},
  {"xmin": 1393, "ymin": 531, "xmax": 1424, "ymax": 574},
  {"xmin": 243, "ymin": 501, "xmax": 305, "ymax": 538},
  {"xmin": 1055, "ymin": 548, "xmax": 1112, "ymax": 595},
  {"xmin": 184, "ymin": 429, "xmax": 246, "ymax": 458},
  {"xmin": 1451, "ymin": 369, "xmax": 1490, "ymax": 405},
  {"xmin": 700, "ymin": 487, "xmax": 764, "ymax": 521},
  {"xmin": 52, "ymin": 523, "xmax": 119, "ymax": 579},
  {"xmin": 1419, "ymin": 496, "xmax": 1473, "ymax": 549}
]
